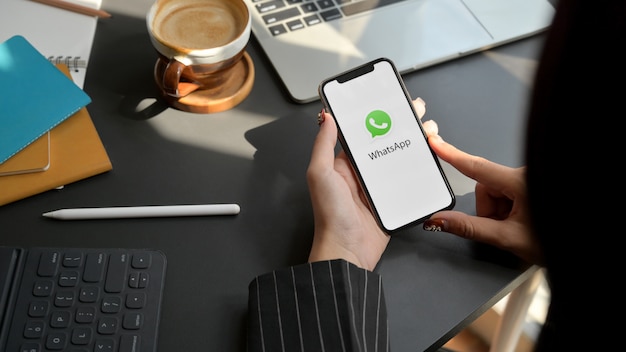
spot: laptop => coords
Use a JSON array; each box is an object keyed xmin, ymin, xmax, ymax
[{"xmin": 245, "ymin": 0, "xmax": 555, "ymax": 103}]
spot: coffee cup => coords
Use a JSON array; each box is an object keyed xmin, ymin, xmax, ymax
[{"xmin": 147, "ymin": 0, "xmax": 252, "ymax": 99}]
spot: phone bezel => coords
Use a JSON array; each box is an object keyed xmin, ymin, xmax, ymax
[{"xmin": 318, "ymin": 57, "xmax": 455, "ymax": 233}]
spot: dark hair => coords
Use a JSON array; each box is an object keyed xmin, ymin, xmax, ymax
[{"xmin": 525, "ymin": 0, "xmax": 626, "ymax": 349}]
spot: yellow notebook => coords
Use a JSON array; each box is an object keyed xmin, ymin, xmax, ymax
[
  {"xmin": 0, "ymin": 64, "xmax": 112, "ymax": 206},
  {"xmin": 0, "ymin": 132, "xmax": 50, "ymax": 176}
]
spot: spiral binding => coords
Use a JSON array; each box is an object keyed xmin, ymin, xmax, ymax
[{"xmin": 47, "ymin": 56, "xmax": 86, "ymax": 72}]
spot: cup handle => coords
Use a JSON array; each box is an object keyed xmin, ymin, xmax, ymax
[{"xmin": 162, "ymin": 58, "xmax": 201, "ymax": 98}]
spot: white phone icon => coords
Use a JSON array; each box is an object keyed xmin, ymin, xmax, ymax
[{"xmin": 368, "ymin": 118, "xmax": 388, "ymax": 130}]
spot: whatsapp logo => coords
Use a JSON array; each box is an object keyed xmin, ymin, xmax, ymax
[{"xmin": 365, "ymin": 110, "xmax": 392, "ymax": 137}]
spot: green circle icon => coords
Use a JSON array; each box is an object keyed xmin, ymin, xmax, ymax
[{"xmin": 365, "ymin": 110, "xmax": 392, "ymax": 137}]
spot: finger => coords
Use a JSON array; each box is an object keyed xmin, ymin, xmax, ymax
[
  {"xmin": 413, "ymin": 97, "xmax": 426, "ymax": 118},
  {"xmin": 308, "ymin": 110, "xmax": 338, "ymax": 175},
  {"xmin": 428, "ymin": 134, "xmax": 517, "ymax": 189},
  {"xmin": 425, "ymin": 209, "xmax": 536, "ymax": 262},
  {"xmin": 412, "ymin": 97, "xmax": 438, "ymax": 137},
  {"xmin": 421, "ymin": 119, "xmax": 438, "ymax": 137},
  {"xmin": 426, "ymin": 210, "xmax": 514, "ymax": 248}
]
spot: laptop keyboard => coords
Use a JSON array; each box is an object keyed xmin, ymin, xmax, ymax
[
  {"xmin": 0, "ymin": 247, "xmax": 166, "ymax": 352},
  {"xmin": 249, "ymin": 0, "xmax": 409, "ymax": 36}
]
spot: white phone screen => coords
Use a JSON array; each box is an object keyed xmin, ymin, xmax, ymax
[{"xmin": 320, "ymin": 58, "xmax": 454, "ymax": 232}]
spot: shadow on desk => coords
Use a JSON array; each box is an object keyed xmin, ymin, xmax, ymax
[
  {"xmin": 380, "ymin": 192, "xmax": 527, "ymax": 352},
  {"xmin": 2, "ymin": 7, "xmax": 535, "ymax": 352},
  {"xmin": 88, "ymin": 12, "xmax": 309, "ymax": 123},
  {"xmin": 87, "ymin": 13, "xmax": 169, "ymax": 120},
  {"xmin": 390, "ymin": 192, "xmax": 523, "ymax": 268}
]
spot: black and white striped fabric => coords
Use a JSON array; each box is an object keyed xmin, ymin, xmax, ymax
[{"xmin": 248, "ymin": 259, "xmax": 389, "ymax": 352}]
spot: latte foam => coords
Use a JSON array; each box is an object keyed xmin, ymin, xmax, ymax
[{"xmin": 153, "ymin": 0, "xmax": 247, "ymax": 51}]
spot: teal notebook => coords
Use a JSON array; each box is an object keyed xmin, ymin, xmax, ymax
[{"xmin": 0, "ymin": 35, "xmax": 91, "ymax": 164}]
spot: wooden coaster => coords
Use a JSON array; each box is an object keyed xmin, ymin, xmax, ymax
[{"xmin": 155, "ymin": 51, "xmax": 255, "ymax": 114}]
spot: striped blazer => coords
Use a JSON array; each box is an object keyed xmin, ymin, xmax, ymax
[{"xmin": 247, "ymin": 259, "xmax": 389, "ymax": 352}]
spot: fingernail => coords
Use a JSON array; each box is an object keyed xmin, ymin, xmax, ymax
[
  {"xmin": 317, "ymin": 108, "xmax": 326, "ymax": 126},
  {"xmin": 415, "ymin": 97, "xmax": 425, "ymax": 106},
  {"xmin": 429, "ymin": 134, "xmax": 443, "ymax": 143},
  {"xmin": 423, "ymin": 219, "xmax": 445, "ymax": 232}
]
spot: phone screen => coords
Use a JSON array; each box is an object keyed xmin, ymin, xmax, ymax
[{"xmin": 319, "ymin": 58, "xmax": 455, "ymax": 232}]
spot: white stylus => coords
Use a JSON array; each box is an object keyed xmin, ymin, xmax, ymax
[{"xmin": 42, "ymin": 204, "xmax": 241, "ymax": 220}]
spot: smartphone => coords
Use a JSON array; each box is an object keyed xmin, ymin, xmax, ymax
[{"xmin": 318, "ymin": 57, "xmax": 455, "ymax": 233}]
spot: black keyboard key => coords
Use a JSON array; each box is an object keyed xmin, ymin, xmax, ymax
[
  {"xmin": 54, "ymin": 291, "xmax": 75, "ymax": 307},
  {"xmin": 262, "ymin": 6, "xmax": 301, "ymax": 24},
  {"xmin": 128, "ymin": 271, "xmax": 150, "ymax": 289},
  {"xmin": 97, "ymin": 316, "xmax": 118, "ymax": 334},
  {"xmin": 32, "ymin": 280, "xmax": 53, "ymax": 296},
  {"xmin": 2, "ymin": 247, "xmax": 166, "ymax": 352},
  {"xmin": 94, "ymin": 338, "xmax": 115, "ymax": 352},
  {"xmin": 301, "ymin": 2, "xmax": 318, "ymax": 13},
  {"xmin": 79, "ymin": 286, "xmax": 99, "ymax": 302},
  {"xmin": 50, "ymin": 311, "xmax": 71, "ymax": 328},
  {"xmin": 24, "ymin": 321, "xmax": 45, "ymax": 338},
  {"xmin": 129, "ymin": 272, "xmax": 140, "ymax": 288},
  {"xmin": 139, "ymin": 272, "xmax": 149, "ymax": 288},
  {"xmin": 62, "ymin": 252, "xmax": 82, "ymax": 267},
  {"xmin": 104, "ymin": 253, "xmax": 128, "ymax": 293},
  {"xmin": 46, "ymin": 332, "xmax": 67, "ymax": 349},
  {"xmin": 126, "ymin": 292, "xmax": 146, "ymax": 309},
  {"xmin": 76, "ymin": 306, "xmax": 96, "ymax": 323},
  {"xmin": 101, "ymin": 296, "xmax": 122, "ymax": 313},
  {"xmin": 59, "ymin": 270, "xmax": 79, "ymax": 287},
  {"xmin": 28, "ymin": 301, "xmax": 48, "ymax": 317},
  {"xmin": 317, "ymin": 0, "xmax": 335, "ymax": 9},
  {"xmin": 287, "ymin": 19, "xmax": 305, "ymax": 31},
  {"xmin": 255, "ymin": 0, "xmax": 286, "ymax": 13},
  {"xmin": 269, "ymin": 23, "xmax": 288, "ymax": 35},
  {"xmin": 120, "ymin": 334, "xmax": 140, "ymax": 352},
  {"xmin": 123, "ymin": 312, "xmax": 143, "ymax": 330},
  {"xmin": 83, "ymin": 252, "xmax": 105, "ymax": 283},
  {"xmin": 37, "ymin": 251, "xmax": 59, "ymax": 277},
  {"xmin": 320, "ymin": 8, "xmax": 342, "ymax": 21},
  {"xmin": 303, "ymin": 14, "xmax": 322, "ymax": 26},
  {"xmin": 341, "ymin": 0, "xmax": 407, "ymax": 16},
  {"xmin": 71, "ymin": 327, "xmax": 92, "ymax": 345},
  {"xmin": 131, "ymin": 253, "xmax": 151, "ymax": 269}
]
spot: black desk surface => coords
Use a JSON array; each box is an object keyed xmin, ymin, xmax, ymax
[{"xmin": 0, "ymin": 1, "xmax": 545, "ymax": 350}]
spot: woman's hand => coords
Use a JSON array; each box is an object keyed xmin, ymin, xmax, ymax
[
  {"xmin": 305, "ymin": 98, "xmax": 439, "ymax": 270},
  {"xmin": 424, "ymin": 134, "xmax": 543, "ymax": 265},
  {"xmin": 306, "ymin": 108, "xmax": 389, "ymax": 271}
]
